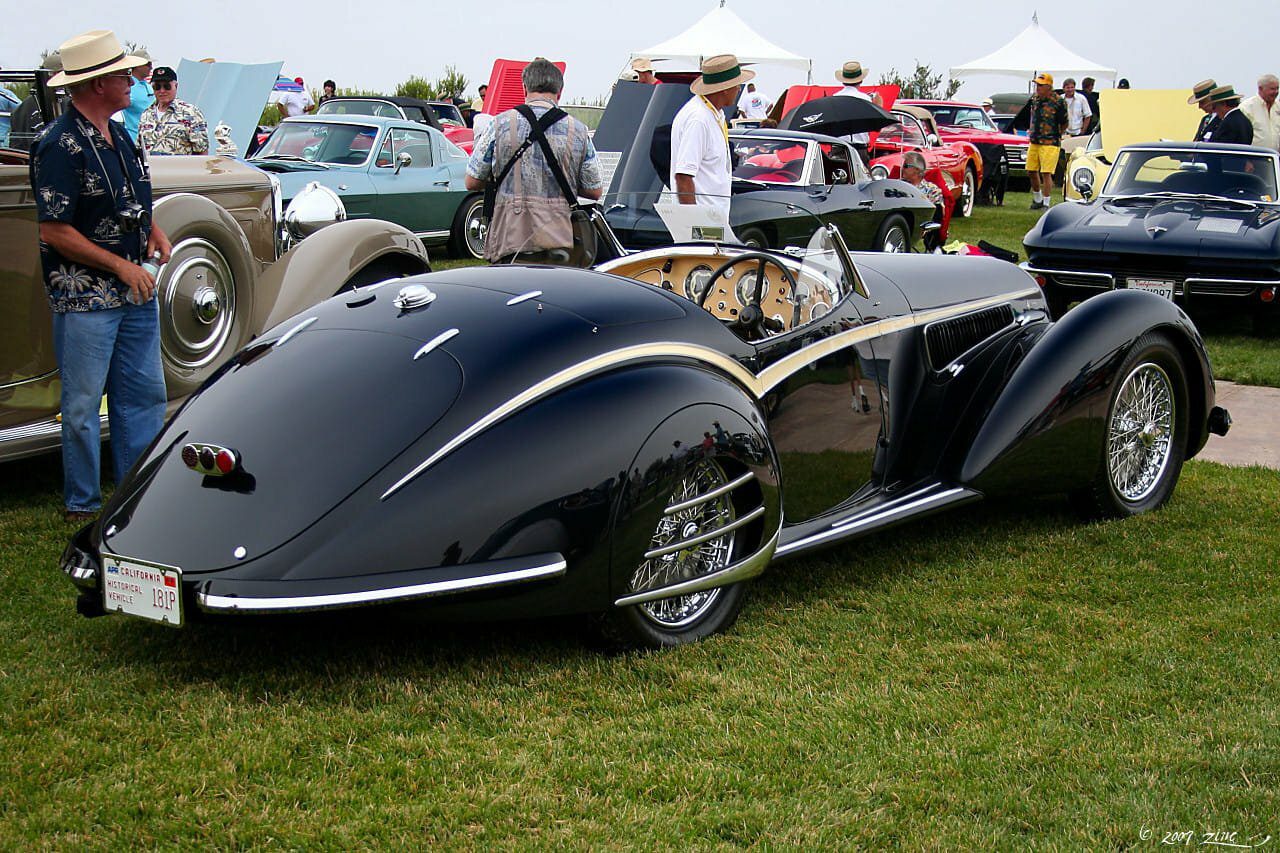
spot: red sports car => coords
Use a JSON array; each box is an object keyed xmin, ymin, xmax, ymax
[
  {"xmin": 866, "ymin": 107, "xmax": 983, "ymax": 232},
  {"xmin": 898, "ymin": 99, "xmax": 1030, "ymax": 184}
]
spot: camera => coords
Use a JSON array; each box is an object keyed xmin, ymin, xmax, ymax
[{"xmin": 117, "ymin": 202, "xmax": 151, "ymax": 233}]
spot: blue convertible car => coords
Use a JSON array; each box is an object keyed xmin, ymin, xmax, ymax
[{"xmin": 251, "ymin": 114, "xmax": 486, "ymax": 259}]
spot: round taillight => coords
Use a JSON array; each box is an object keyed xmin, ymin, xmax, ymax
[
  {"xmin": 1034, "ymin": 274, "xmax": 1047, "ymax": 288},
  {"xmin": 181, "ymin": 444, "xmax": 198, "ymax": 469},
  {"xmin": 1261, "ymin": 287, "xmax": 1276, "ymax": 303},
  {"xmin": 199, "ymin": 447, "xmax": 215, "ymax": 470},
  {"xmin": 215, "ymin": 449, "xmax": 237, "ymax": 474}
]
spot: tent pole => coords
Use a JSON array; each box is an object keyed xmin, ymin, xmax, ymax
[{"xmin": 806, "ymin": 60, "xmax": 812, "ymax": 85}]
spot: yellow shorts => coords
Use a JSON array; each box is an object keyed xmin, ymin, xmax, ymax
[{"xmin": 1026, "ymin": 143, "xmax": 1061, "ymax": 174}]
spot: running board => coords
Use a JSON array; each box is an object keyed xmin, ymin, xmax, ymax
[
  {"xmin": 0, "ymin": 414, "xmax": 109, "ymax": 461},
  {"xmin": 775, "ymin": 484, "xmax": 982, "ymax": 557}
]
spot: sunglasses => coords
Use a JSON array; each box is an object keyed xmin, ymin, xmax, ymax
[{"xmin": 154, "ymin": 82, "xmax": 174, "ymax": 90}]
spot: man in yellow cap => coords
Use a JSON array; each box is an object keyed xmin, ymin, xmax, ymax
[{"xmin": 1026, "ymin": 72, "xmax": 1067, "ymax": 209}]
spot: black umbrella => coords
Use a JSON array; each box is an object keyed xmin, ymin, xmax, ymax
[{"xmin": 781, "ymin": 96, "xmax": 897, "ymax": 137}]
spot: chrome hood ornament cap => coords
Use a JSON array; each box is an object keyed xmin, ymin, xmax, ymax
[{"xmin": 394, "ymin": 284, "xmax": 437, "ymax": 310}]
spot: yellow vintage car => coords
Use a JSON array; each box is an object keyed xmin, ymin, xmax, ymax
[{"xmin": 1066, "ymin": 90, "xmax": 1206, "ymax": 200}]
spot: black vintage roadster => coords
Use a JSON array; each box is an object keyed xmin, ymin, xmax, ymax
[{"xmin": 62, "ymin": 200, "xmax": 1230, "ymax": 648}]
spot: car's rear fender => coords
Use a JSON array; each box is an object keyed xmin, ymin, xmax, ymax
[
  {"xmin": 959, "ymin": 289, "xmax": 1213, "ymax": 495},
  {"xmin": 256, "ymin": 219, "xmax": 431, "ymax": 331}
]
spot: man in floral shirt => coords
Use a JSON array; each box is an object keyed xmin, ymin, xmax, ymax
[
  {"xmin": 1026, "ymin": 72, "xmax": 1067, "ymax": 209},
  {"xmin": 138, "ymin": 66, "xmax": 209, "ymax": 155},
  {"xmin": 31, "ymin": 29, "xmax": 172, "ymax": 521}
]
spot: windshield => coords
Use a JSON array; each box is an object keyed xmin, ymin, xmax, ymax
[
  {"xmin": 255, "ymin": 122, "xmax": 379, "ymax": 165},
  {"xmin": 428, "ymin": 103, "xmax": 463, "ymax": 127},
  {"xmin": 1102, "ymin": 149, "xmax": 1279, "ymax": 201},
  {"xmin": 315, "ymin": 99, "xmax": 401, "ymax": 119},
  {"xmin": 595, "ymin": 192, "xmax": 859, "ymax": 337},
  {"xmin": 730, "ymin": 135, "xmax": 865, "ymax": 187},
  {"xmin": 922, "ymin": 105, "xmax": 996, "ymax": 132}
]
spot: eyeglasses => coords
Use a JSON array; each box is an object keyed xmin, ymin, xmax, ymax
[{"xmin": 154, "ymin": 82, "xmax": 173, "ymax": 90}]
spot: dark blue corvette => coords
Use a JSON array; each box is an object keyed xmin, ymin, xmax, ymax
[
  {"xmin": 62, "ymin": 205, "xmax": 1230, "ymax": 648},
  {"xmin": 1024, "ymin": 142, "xmax": 1280, "ymax": 333}
]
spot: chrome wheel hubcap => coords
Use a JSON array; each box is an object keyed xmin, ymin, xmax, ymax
[
  {"xmin": 884, "ymin": 227, "xmax": 907, "ymax": 253},
  {"xmin": 159, "ymin": 238, "xmax": 236, "ymax": 372},
  {"xmin": 1107, "ymin": 362, "xmax": 1174, "ymax": 502},
  {"xmin": 632, "ymin": 458, "xmax": 736, "ymax": 629}
]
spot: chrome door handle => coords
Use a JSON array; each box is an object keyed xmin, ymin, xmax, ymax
[{"xmin": 433, "ymin": 180, "xmax": 450, "ymax": 186}]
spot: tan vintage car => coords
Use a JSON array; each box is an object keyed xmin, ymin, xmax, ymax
[{"xmin": 0, "ymin": 73, "xmax": 432, "ymax": 461}]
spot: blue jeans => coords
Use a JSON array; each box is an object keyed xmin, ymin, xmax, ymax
[{"xmin": 53, "ymin": 300, "xmax": 167, "ymax": 512}]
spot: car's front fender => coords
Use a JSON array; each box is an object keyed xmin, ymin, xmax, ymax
[{"xmin": 256, "ymin": 219, "xmax": 431, "ymax": 331}]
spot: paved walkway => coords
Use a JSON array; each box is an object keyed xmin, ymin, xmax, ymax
[{"xmin": 1199, "ymin": 381, "xmax": 1280, "ymax": 470}]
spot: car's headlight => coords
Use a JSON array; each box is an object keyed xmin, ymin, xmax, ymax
[
  {"xmin": 283, "ymin": 181, "xmax": 346, "ymax": 241},
  {"xmin": 870, "ymin": 164, "xmax": 890, "ymax": 181},
  {"xmin": 1071, "ymin": 167, "xmax": 1095, "ymax": 197}
]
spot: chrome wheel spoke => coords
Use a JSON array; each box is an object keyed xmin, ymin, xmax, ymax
[{"xmin": 1106, "ymin": 362, "xmax": 1174, "ymax": 502}]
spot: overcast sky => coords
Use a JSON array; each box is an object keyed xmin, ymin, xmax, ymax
[{"xmin": 3, "ymin": 0, "xmax": 1274, "ymax": 106}]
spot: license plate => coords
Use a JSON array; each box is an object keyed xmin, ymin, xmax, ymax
[
  {"xmin": 102, "ymin": 555, "xmax": 183, "ymax": 627},
  {"xmin": 1128, "ymin": 278, "xmax": 1175, "ymax": 300}
]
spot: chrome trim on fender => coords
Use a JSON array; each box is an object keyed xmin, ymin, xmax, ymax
[
  {"xmin": 776, "ymin": 486, "xmax": 972, "ymax": 555},
  {"xmin": 197, "ymin": 557, "xmax": 567, "ymax": 613},
  {"xmin": 506, "ymin": 290, "xmax": 543, "ymax": 306},
  {"xmin": 380, "ymin": 342, "xmax": 760, "ymax": 500},
  {"xmin": 380, "ymin": 288, "xmax": 1040, "ymax": 501},
  {"xmin": 276, "ymin": 316, "xmax": 318, "ymax": 348},
  {"xmin": 664, "ymin": 471, "xmax": 756, "ymax": 514},
  {"xmin": 1021, "ymin": 264, "xmax": 1115, "ymax": 286},
  {"xmin": 616, "ymin": 528, "xmax": 780, "ymax": 607},
  {"xmin": 413, "ymin": 328, "xmax": 460, "ymax": 360},
  {"xmin": 643, "ymin": 505, "xmax": 766, "ymax": 560}
]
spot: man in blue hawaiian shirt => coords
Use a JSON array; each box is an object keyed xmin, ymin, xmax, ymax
[
  {"xmin": 119, "ymin": 48, "xmax": 153, "ymax": 142},
  {"xmin": 31, "ymin": 29, "xmax": 172, "ymax": 522}
]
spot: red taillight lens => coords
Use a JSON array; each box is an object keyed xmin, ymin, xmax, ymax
[
  {"xmin": 199, "ymin": 447, "xmax": 215, "ymax": 470},
  {"xmin": 215, "ymin": 449, "xmax": 237, "ymax": 474},
  {"xmin": 1034, "ymin": 274, "xmax": 1047, "ymax": 288},
  {"xmin": 181, "ymin": 444, "xmax": 198, "ymax": 469},
  {"xmin": 1261, "ymin": 287, "xmax": 1276, "ymax": 303}
]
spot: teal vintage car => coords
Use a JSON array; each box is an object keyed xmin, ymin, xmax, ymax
[{"xmin": 251, "ymin": 114, "xmax": 485, "ymax": 259}]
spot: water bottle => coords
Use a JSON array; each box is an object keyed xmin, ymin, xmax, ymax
[{"xmin": 132, "ymin": 251, "xmax": 162, "ymax": 304}]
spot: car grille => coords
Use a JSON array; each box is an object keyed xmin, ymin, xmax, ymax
[
  {"xmin": 924, "ymin": 304, "xmax": 1016, "ymax": 371},
  {"xmin": 1006, "ymin": 146, "xmax": 1027, "ymax": 167}
]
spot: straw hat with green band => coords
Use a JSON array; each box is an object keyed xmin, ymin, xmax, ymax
[
  {"xmin": 1209, "ymin": 84, "xmax": 1242, "ymax": 105},
  {"xmin": 46, "ymin": 30, "xmax": 148, "ymax": 87},
  {"xmin": 1188, "ymin": 79, "xmax": 1217, "ymax": 104},
  {"xmin": 690, "ymin": 54, "xmax": 755, "ymax": 95},
  {"xmin": 835, "ymin": 61, "xmax": 867, "ymax": 86}
]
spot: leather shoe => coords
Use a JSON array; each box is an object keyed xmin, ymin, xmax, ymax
[{"xmin": 63, "ymin": 510, "xmax": 96, "ymax": 524}]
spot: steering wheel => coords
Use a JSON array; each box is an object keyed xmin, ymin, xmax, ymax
[{"xmin": 699, "ymin": 252, "xmax": 800, "ymax": 338}]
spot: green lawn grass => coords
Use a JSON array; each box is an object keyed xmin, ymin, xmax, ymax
[{"xmin": 2, "ymin": 452, "xmax": 1277, "ymax": 846}]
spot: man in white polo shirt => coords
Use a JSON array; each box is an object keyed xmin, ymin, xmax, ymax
[{"xmin": 670, "ymin": 54, "xmax": 753, "ymax": 216}]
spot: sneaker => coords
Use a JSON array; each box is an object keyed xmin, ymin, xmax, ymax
[{"xmin": 1029, "ymin": 200, "xmax": 1044, "ymax": 210}]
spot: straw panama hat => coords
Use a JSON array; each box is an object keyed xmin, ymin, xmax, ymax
[
  {"xmin": 630, "ymin": 57, "xmax": 656, "ymax": 73},
  {"xmin": 690, "ymin": 54, "xmax": 754, "ymax": 95},
  {"xmin": 1188, "ymin": 79, "xmax": 1217, "ymax": 104},
  {"xmin": 1208, "ymin": 84, "xmax": 1241, "ymax": 105},
  {"xmin": 836, "ymin": 61, "xmax": 867, "ymax": 86},
  {"xmin": 47, "ymin": 30, "xmax": 149, "ymax": 87}
]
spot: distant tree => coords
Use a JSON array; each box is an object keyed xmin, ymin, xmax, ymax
[
  {"xmin": 433, "ymin": 65, "xmax": 468, "ymax": 100},
  {"xmin": 877, "ymin": 62, "xmax": 962, "ymax": 100},
  {"xmin": 395, "ymin": 75, "xmax": 437, "ymax": 101}
]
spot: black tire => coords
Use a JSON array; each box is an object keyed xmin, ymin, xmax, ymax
[
  {"xmin": 448, "ymin": 194, "xmax": 485, "ymax": 260},
  {"xmin": 151, "ymin": 195, "xmax": 257, "ymax": 397},
  {"xmin": 872, "ymin": 214, "xmax": 909, "ymax": 253},
  {"xmin": 737, "ymin": 227, "xmax": 768, "ymax": 250},
  {"xmin": 958, "ymin": 166, "xmax": 978, "ymax": 218},
  {"xmin": 1043, "ymin": 287, "xmax": 1074, "ymax": 320},
  {"xmin": 1071, "ymin": 333, "xmax": 1188, "ymax": 519},
  {"xmin": 598, "ymin": 456, "xmax": 748, "ymax": 648}
]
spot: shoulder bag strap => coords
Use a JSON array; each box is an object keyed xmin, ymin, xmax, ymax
[{"xmin": 515, "ymin": 104, "xmax": 578, "ymax": 208}]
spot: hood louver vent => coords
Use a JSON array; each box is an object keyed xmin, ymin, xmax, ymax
[{"xmin": 925, "ymin": 304, "xmax": 1015, "ymax": 371}]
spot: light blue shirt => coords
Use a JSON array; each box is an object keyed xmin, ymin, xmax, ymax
[{"xmin": 122, "ymin": 76, "xmax": 153, "ymax": 141}]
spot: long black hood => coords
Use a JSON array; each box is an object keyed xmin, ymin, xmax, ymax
[{"xmin": 1026, "ymin": 198, "xmax": 1280, "ymax": 262}]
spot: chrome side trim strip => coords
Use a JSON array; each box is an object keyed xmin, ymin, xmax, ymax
[
  {"xmin": 664, "ymin": 471, "xmax": 756, "ymax": 515},
  {"xmin": 381, "ymin": 288, "xmax": 1039, "ymax": 501},
  {"xmin": 414, "ymin": 229, "xmax": 451, "ymax": 239},
  {"xmin": 0, "ymin": 369, "xmax": 58, "ymax": 392},
  {"xmin": 1021, "ymin": 264, "xmax": 1115, "ymax": 284},
  {"xmin": 776, "ymin": 486, "xmax": 969, "ymax": 555},
  {"xmin": 380, "ymin": 342, "xmax": 759, "ymax": 500},
  {"xmin": 197, "ymin": 557, "xmax": 567, "ymax": 613},
  {"xmin": 0, "ymin": 412, "xmax": 108, "ymax": 443},
  {"xmin": 413, "ymin": 328, "xmax": 460, "ymax": 360},
  {"xmin": 643, "ymin": 505, "xmax": 766, "ymax": 560},
  {"xmin": 1184, "ymin": 276, "xmax": 1280, "ymax": 287},
  {"xmin": 276, "ymin": 316, "xmax": 318, "ymax": 348},
  {"xmin": 616, "ymin": 528, "xmax": 780, "ymax": 607},
  {"xmin": 506, "ymin": 290, "xmax": 543, "ymax": 305}
]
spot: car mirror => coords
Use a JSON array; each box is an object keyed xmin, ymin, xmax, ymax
[
  {"xmin": 394, "ymin": 151, "xmax": 412, "ymax": 174},
  {"xmin": 926, "ymin": 133, "xmax": 940, "ymax": 146}
]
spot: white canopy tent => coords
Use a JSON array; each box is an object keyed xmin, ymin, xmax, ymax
[
  {"xmin": 631, "ymin": 1, "xmax": 812, "ymax": 83},
  {"xmin": 950, "ymin": 15, "xmax": 1116, "ymax": 85}
]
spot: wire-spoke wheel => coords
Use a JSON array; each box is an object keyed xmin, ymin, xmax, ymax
[
  {"xmin": 599, "ymin": 457, "xmax": 748, "ymax": 648},
  {"xmin": 1073, "ymin": 333, "xmax": 1188, "ymax": 518},
  {"xmin": 958, "ymin": 167, "xmax": 977, "ymax": 218}
]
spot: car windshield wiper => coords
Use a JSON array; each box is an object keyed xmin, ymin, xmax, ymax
[
  {"xmin": 255, "ymin": 155, "xmax": 331, "ymax": 169},
  {"xmin": 1106, "ymin": 190, "xmax": 1256, "ymax": 209}
]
